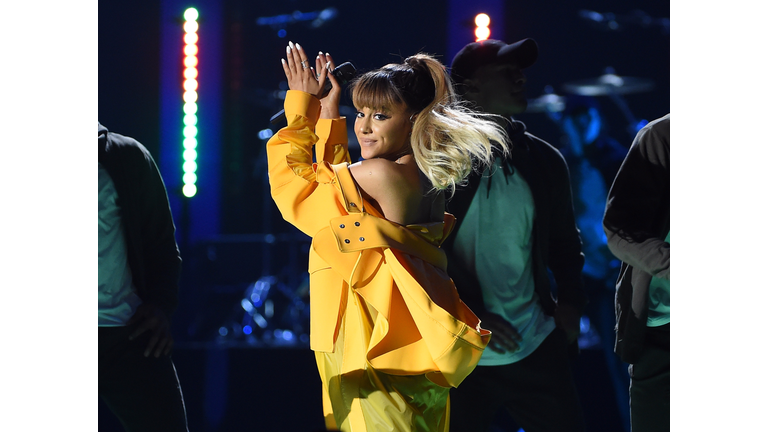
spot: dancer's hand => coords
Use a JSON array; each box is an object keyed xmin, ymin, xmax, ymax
[
  {"xmin": 479, "ymin": 312, "xmax": 522, "ymax": 353},
  {"xmin": 127, "ymin": 303, "xmax": 174, "ymax": 357}
]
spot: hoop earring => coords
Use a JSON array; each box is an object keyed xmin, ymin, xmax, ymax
[{"xmin": 409, "ymin": 113, "xmax": 417, "ymax": 123}]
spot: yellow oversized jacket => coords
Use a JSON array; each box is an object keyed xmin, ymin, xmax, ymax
[{"xmin": 267, "ymin": 90, "xmax": 490, "ymax": 430}]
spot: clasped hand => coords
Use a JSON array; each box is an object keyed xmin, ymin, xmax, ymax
[
  {"xmin": 481, "ymin": 312, "xmax": 523, "ymax": 354},
  {"xmin": 127, "ymin": 303, "xmax": 174, "ymax": 358},
  {"xmin": 281, "ymin": 41, "xmax": 341, "ymax": 119}
]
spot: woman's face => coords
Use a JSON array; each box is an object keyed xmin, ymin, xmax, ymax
[{"xmin": 354, "ymin": 103, "xmax": 413, "ymax": 160}]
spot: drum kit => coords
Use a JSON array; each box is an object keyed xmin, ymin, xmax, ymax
[
  {"xmin": 214, "ymin": 273, "xmax": 311, "ymax": 347},
  {"xmin": 526, "ymin": 7, "xmax": 667, "ymax": 134},
  {"xmin": 527, "ymin": 67, "xmax": 656, "ymax": 136}
]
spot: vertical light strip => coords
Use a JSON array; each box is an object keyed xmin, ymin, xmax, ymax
[
  {"xmin": 475, "ymin": 13, "xmax": 491, "ymax": 41},
  {"xmin": 182, "ymin": 7, "xmax": 199, "ymax": 198}
]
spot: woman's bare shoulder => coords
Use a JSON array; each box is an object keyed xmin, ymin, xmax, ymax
[
  {"xmin": 349, "ymin": 158, "xmax": 407, "ymax": 179},
  {"xmin": 349, "ymin": 159, "xmax": 422, "ymax": 220},
  {"xmin": 350, "ymin": 158, "xmax": 416, "ymax": 195}
]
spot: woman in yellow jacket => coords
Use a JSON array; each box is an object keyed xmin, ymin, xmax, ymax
[{"xmin": 267, "ymin": 41, "xmax": 511, "ymax": 431}]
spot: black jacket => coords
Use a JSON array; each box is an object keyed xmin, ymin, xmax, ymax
[
  {"xmin": 443, "ymin": 120, "xmax": 587, "ymax": 320},
  {"xmin": 98, "ymin": 123, "xmax": 182, "ymax": 317},
  {"xmin": 603, "ymin": 114, "xmax": 670, "ymax": 363}
]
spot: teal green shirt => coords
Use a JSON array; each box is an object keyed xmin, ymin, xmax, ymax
[
  {"xmin": 99, "ymin": 163, "xmax": 143, "ymax": 326},
  {"xmin": 647, "ymin": 231, "xmax": 670, "ymax": 326},
  {"xmin": 451, "ymin": 158, "xmax": 555, "ymax": 365}
]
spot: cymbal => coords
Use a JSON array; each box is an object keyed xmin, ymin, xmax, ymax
[
  {"xmin": 562, "ymin": 73, "xmax": 655, "ymax": 96},
  {"xmin": 526, "ymin": 93, "xmax": 566, "ymax": 113}
]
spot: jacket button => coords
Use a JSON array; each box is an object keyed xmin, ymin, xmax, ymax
[
  {"xmin": 359, "ymin": 237, "xmax": 365, "ymax": 242},
  {"xmin": 354, "ymin": 222, "xmax": 360, "ymax": 226},
  {"xmin": 344, "ymin": 239, "xmax": 350, "ymax": 244},
  {"xmin": 340, "ymin": 224, "xmax": 345, "ymax": 228},
  {"xmin": 350, "ymin": 202, "xmax": 356, "ymax": 207}
]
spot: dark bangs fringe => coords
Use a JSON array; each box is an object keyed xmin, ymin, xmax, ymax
[{"xmin": 351, "ymin": 70, "xmax": 406, "ymax": 111}]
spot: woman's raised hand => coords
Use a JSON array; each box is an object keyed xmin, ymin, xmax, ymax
[
  {"xmin": 316, "ymin": 52, "xmax": 340, "ymax": 119},
  {"xmin": 281, "ymin": 41, "xmax": 328, "ymax": 98}
]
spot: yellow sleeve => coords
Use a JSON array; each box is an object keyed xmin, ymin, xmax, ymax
[
  {"xmin": 316, "ymin": 116, "xmax": 351, "ymax": 165},
  {"xmin": 266, "ymin": 90, "xmax": 350, "ymax": 237}
]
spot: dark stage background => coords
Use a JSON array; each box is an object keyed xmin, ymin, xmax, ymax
[{"xmin": 99, "ymin": 0, "xmax": 669, "ymax": 430}]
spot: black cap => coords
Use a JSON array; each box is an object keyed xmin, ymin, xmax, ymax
[{"xmin": 450, "ymin": 38, "xmax": 539, "ymax": 85}]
